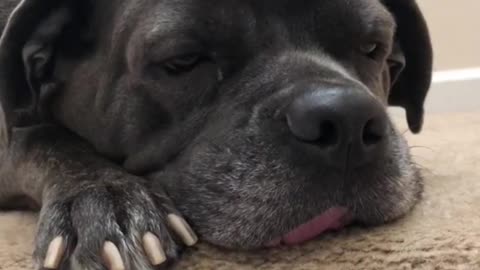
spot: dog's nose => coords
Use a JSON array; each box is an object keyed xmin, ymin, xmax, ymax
[{"xmin": 286, "ymin": 88, "xmax": 388, "ymax": 169}]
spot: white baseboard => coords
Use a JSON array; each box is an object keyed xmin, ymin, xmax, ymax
[
  {"xmin": 426, "ymin": 68, "xmax": 480, "ymax": 113},
  {"xmin": 389, "ymin": 67, "xmax": 480, "ymax": 116},
  {"xmin": 432, "ymin": 67, "xmax": 480, "ymax": 84}
]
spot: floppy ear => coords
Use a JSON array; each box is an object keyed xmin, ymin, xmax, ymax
[
  {"xmin": 383, "ymin": 0, "xmax": 433, "ymax": 133},
  {"xmin": 0, "ymin": 0, "xmax": 81, "ymax": 144}
]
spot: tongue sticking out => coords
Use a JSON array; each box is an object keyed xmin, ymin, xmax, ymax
[{"xmin": 267, "ymin": 207, "xmax": 350, "ymax": 247}]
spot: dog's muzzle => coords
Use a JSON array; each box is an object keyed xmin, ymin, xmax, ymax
[{"xmin": 262, "ymin": 86, "xmax": 388, "ymax": 246}]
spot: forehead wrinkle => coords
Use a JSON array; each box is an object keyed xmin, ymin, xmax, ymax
[
  {"xmin": 142, "ymin": 0, "xmax": 259, "ymax": 58},
  {"xmin": 143, "ymin": 3, "xmax": 190, "ymax": 47},
  {"xmin": 364, "ymin": 1, "xmax": 397, "ymax": 35},
  {"xmin": 110, "ymin": 0, "xmax": 144, "ymax": 49},
  {"xmin": 371, "ymin": 13, "xmax": 396, "ymax": 31}
]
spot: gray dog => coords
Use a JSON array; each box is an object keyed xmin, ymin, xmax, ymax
[{"xmin": 0, "ymin": 0, "xmax": 432, "ymax": 269}]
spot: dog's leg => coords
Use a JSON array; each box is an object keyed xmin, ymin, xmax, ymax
[{"xmin": 0, "ymin": 124, "xmax": 197, "ymax": 270}]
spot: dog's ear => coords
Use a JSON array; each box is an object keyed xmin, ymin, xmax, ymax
[
  {"xmin": 383, "ymin": 0, "xmax": 433, "ymax": 133},
  {"xmin": 0, "ymin": 0, "xmax": 89, "ymax": 144}
]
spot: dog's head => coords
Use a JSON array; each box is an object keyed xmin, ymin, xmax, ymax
[{"xmin": 0, "ymin": 0, "xmax": 432, "ymax": 248}]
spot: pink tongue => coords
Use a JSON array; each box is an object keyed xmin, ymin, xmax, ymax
[{"xmin": 269, "ymin": 207, "xmax": 349, "ymax": 246}]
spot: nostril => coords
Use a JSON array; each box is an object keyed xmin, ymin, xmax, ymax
[
  {"xmin": 316, "ymin": 120, "xmax": 339, "ymax": 146},
  {"xmin": 362, "ymin": 118, "xmax": 384, "ymax": 146}
]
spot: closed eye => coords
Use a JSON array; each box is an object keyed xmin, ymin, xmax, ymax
[
  {"xmin": 164, "ymin": 53, "xmax": 208, "ymax": 75},
  {"xmin": 360, "ymin": 42, "xmax": 382, "ymax": 60}
]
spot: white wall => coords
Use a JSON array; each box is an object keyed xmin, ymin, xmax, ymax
[{"xmin": 418, "ymin": 0, "xmax": 480, "ymax": 70}]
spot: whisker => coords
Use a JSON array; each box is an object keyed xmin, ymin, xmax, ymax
[
  {"xmin": 410, "ymin": 160, "xmax": 432, "ymax": 173},
  {"xmin": 410, "ymin": 154, "xmax": 428, "ymax": 161},
  {"xmin": 409, "ymin": 145, "xmax": 436, "ymax": 152},
  {"xmin": 401, "ymin": 129, "xmax": 410, "ymax": 135}
]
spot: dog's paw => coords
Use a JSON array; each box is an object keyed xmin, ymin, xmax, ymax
[{"xmin": 33, "ymin": 176, "xmax": 197, "ymax": 270}]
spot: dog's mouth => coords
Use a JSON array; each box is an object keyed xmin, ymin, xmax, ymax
[{"xmin": 266, "ymin": 207, "xmax": 351, "ymax": 247}]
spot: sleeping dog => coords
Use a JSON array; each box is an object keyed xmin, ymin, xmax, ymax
[{"xmin": 0, "ymin": 0, "xmax": 432, "ymax": 269}]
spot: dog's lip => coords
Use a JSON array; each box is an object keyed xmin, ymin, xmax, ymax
[{"xmin": 266, "ymin": 207, "xmax": 351, "ymax": 247}]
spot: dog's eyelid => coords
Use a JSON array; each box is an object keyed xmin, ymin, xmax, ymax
[
  {"xmin": 165, "ymin": 53, "xmax": 200, "ymax": 66},
  {"xmin": 358, "ymin": 42, "xmax": 380, "ymax": 59},
  {"xmin": 145, "ymin": 37, "xmax": 205, "ymax": 64},
  {"xmin": 161, "ymin": 53, "xmax": 211, "ymax": 75},
  {"xmin": 358, "ymin": 37, "xmax": 390, "ymax": 61},
  {"xmin": 144, "ymin": 38, "xmax": 210, "ymax": 75},
  {"xmin": 359, "ymin": 43, "xmax": 378, "ymax": 54}
]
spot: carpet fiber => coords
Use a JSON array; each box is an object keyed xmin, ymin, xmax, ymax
[{"xmin": 1, "ymin": 112, "xmax": 480, "ymax": 270}]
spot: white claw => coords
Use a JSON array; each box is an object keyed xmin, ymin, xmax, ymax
[
  {"xmin": 143, "ymin": 232, "xmax": 167, "ymax": 265},
  {"xmin": 102, "ymin": 241, "xmax": 125, "ymax": 270},
  {"xmin": 167, "ymin": 214, "xmax": 198, "ymax": 246},
  {"xmin": 43, "ymin": 236, "xmax": 66, "ymax": 269}
]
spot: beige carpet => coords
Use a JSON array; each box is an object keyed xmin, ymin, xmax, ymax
[{"xmin": 1, "ymin": 112, "xmax": 480, "ymax": 270}]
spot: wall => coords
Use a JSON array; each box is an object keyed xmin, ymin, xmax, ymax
[{"xmin": 418, "ymin": 0, "xmax": 480, "ymax": 70}]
